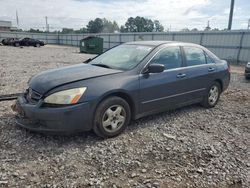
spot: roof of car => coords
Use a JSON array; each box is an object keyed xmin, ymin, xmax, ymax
[
  {"xmin": 125, "ymin": 40, "xmax": 179, "ymax": 46},
  {"xmin": 125, "ymin": 40, "xmax": 201, "ymax": 48}
]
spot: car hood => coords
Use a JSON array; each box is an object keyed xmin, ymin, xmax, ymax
[{"xmin": 29, "ymin": 64, "xmax": 122, "ymax": 94}]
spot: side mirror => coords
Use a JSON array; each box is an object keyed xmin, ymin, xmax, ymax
[
  {"xmin": 83, "ymin": 58, "xmax": 92, "ymax": 64},
  {"xmin": 145, "ymin": 64, "xmax": 165, "ymax": 73}
]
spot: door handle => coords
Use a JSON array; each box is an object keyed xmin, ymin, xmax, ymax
[
  {"xmin": 176, "ymin": 73, "xmax": 186, "ymax": 78},
  {"xmin": 208, "ymin": 67, "xmax": 215, "ymax": 72}
]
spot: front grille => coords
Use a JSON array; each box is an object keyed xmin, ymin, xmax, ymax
[{"xmin": 26, "ymin": 88, "xmax": 42, "ymax": 104}]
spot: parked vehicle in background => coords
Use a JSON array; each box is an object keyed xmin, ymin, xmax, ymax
[
  {"xmin": 245, "ymin": 62, "xmax": 250, "ymax": 79},
  {"xmin": 1, "ymin": 37, "xmax": 45, "ymax": 47},
  {"xmin": 12, "ymin": 41, "xmax": 230, "ymax": 138},
  {"xmin": 1, "ymin": 38, "xmax": 19, "ymax": 45},
  {"xmin": 13, "ymin": 37, "xmax": 45, "ymax": 47}
]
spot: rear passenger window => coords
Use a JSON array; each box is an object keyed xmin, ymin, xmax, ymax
[
  {"xmin": 205, "ymin": 53, "xmax": 215, "ymax": 64},
  {"xmin": 151, "ymin": 47, "xmax": 182, "ymax": 70},
  {"xmin": 184, "ymin": 47, "xmax": 206, "ymax": 66}
]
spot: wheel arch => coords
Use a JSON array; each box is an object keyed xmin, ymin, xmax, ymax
[
  {"xmin": 95, "ymin": 91, "xmax": 137, "ymax": 120},
  {"xmin": 214, "ymin": 79, "xmax": 223, "ymax": 91}
]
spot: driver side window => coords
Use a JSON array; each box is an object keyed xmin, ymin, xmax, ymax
[{"xmin": 150, "ymin": 47, "xmax": 182, "ymax": 70}]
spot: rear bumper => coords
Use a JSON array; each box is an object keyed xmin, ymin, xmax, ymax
[
  {"xmin": 14, "ymin": 95, "xmax": 93, "ymax": 133},
  {"xmin": 222, "ymin": 72, "xmax": 230, "ymax": 92}
]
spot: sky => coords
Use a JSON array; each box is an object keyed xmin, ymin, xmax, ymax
[{"xmin": 0, "ymin": 0, "xmax": 249, "ymax": 31}]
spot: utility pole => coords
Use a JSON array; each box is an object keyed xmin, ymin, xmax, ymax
[
  {"xmin": 205, "ymin": 20, "xmax": 211, "ymax": 31},
  {"xmin": 248, "ymin": 19, "xmax": 250, "ymax": 30},
  {"xmin": 16, "ymin": 10, "xmax": 19, "ymax": 28},
  {"xmin": 45, "ymin": 16, "xmax": 49, "ymax": 32},
  {"xmin": 228, "ymin": 0, "xmax": 235, "ymax": 30}
]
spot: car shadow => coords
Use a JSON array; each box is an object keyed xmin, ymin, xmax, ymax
[
  {"xmin": 0, "ymin": 113, "xmax": 101, "ymax": 143},
  {"xmin": 1, "ymin": 103, "xmax": 206, "ymax": 148},
  {"xmin": 128, "ymin": 104, "xmax": 204, "ymax": 131}
]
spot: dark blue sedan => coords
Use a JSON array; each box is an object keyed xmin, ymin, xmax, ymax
[{"xmin": 13, "ymin": 41, "xmax": 230, "ymax": 138}]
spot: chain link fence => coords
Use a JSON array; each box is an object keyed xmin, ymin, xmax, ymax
[{"xmin": 1, "ymin": 30, "xmax": 250, "ymax": 63}]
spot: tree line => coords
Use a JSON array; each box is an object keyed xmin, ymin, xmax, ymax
[
  {"xmin": 26, "ymin": 16, "xmax": 164, "ymax": 34},
  {"xmin": 25, "ymin": 16, "xmax": 224, "ymax": 34}
]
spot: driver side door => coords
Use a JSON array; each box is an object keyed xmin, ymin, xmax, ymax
[{"xmin": 139, "ymin": 46, "xmax": 190, "ymax": 115}]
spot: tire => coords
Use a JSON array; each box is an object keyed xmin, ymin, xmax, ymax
[
  {"xmin": 93, "ymin": 96, "xmax": 131, "ymax": 138},
  {"xmin": 35, "ymin": 43, "xmax": 40, "ymax": 47},
  {"xmin": 14, "ymin": 42, "xmax": 20, "ymax": 47},
  {"xmin": 201, "ymin": 82, "xmax": 221, "ymax": 108},
  {"xmin": 2, "ymin": 39, "xmax": 6, "ymax": 45}
]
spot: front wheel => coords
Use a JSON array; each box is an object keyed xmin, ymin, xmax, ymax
[
  {"xmin": 93, "ymin": 96, "xmax": 131, "ymax": 138},
  {"xmin": 2, "ymin": 39, "xmax": 6, "ymax": 45},
  {"xmin": 201, "ymin": 82, "xmax": 221, "ymax": 108},
  {"xmin": 35, "ymin": 43, "xmax": 40, "ymax": 47}
]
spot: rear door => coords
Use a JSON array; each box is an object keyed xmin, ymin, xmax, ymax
[
  {"xmin": 21, "ymin": 38, "xmax": 29, "ymax": 45},
  {"xmin": 139, "ymin": 46, "xmax": 190, "ymax": 114},
  {"xmin": 182, "ymin": 46, "xmax": 217, "ymax": 100}
]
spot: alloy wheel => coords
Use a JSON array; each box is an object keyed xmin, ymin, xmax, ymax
[
  {"xmin": 102, "ymin": 105, "xmax": 126, "ymax": 133},
  {"xmin": 208, "ymin": 85, "xmax": 219, "ymax": 105}
]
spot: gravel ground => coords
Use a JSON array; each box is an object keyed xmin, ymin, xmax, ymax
[{"xmin": 0, "ymin": 45, "xmax": 249, "ymax": 187}]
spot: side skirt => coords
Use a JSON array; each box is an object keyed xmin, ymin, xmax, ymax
[{"xmin": 134, "ymin": 98, "xmax": 203, "ymax": 120}]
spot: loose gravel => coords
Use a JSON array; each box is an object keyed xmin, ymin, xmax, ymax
[{"xmin": 0, "ymin": 45, "xmax": 249, "ymax": 187}]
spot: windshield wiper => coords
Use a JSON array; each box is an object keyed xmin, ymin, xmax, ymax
[{"xmin": 91, "ymin": 63, "xmax": 111, "ymax": 69}]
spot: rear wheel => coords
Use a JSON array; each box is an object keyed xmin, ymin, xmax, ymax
[
  {"xmin": 93, "ymin": 96, "xmax": 131, "ymax": 138},
  {"xmin": 14, "ymin": 42, "xmax": 20, "ymax": 47},
  {"xmin": 201, "ymin": 82, "xmax": 221, "ymax": 108}
]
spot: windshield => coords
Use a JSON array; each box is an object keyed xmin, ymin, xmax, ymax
[{"xmin": 90, "ymin": 44, "xmax": 152, "ymax": 70}]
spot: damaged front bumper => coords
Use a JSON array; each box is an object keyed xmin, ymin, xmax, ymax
[{"xmin": 12, "ymin": 94, "xmax": 93, "ymax": 133}]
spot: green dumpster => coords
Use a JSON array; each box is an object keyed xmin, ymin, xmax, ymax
[{"xmin": 80, "ymin": 36, "xmax": 103, "ymax": 54}]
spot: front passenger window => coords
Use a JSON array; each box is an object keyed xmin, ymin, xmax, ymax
[{"xmin": 150, "ymin": 47, "xmax": 182, "ymax": 70}]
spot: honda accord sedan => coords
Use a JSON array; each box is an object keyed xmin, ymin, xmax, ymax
[{"xmin": 12, "ymin": 41, "xmax": 230, "ymax": 138}]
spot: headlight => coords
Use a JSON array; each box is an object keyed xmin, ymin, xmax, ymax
[
  {"xmin": 247, "ymin": 62, "xmax": 250, "ymax": 68},
  {"xmin": 44, "ymin": 87, "xmax": 87, "ymax": 104}
]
